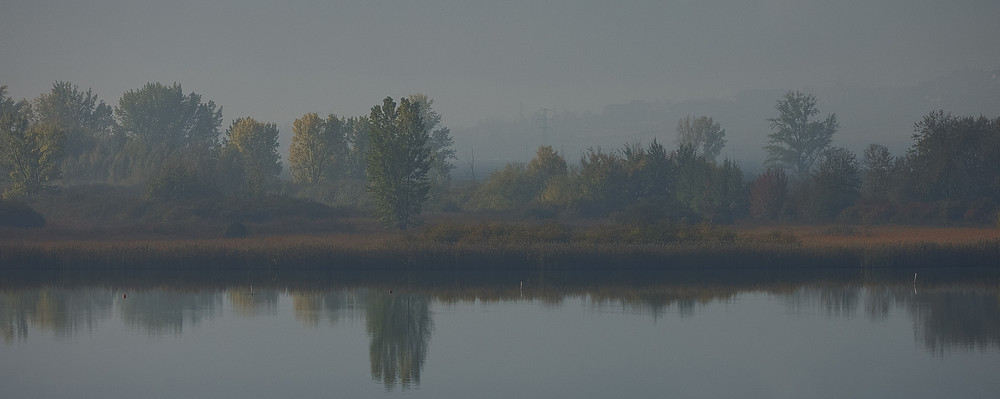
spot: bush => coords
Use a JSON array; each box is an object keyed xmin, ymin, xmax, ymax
[{"xmin": 0, "ymin": 200, "xmax": 46, "ymax": 228}]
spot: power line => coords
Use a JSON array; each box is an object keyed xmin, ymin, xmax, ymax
[{"xmin": 536, "ymin": 108, "xmax": 551, "ymax": 145}]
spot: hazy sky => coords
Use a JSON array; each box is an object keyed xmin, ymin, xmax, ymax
[{"xmin": 3, "ymin": 0, "xmax": 998, "ymax": 128}]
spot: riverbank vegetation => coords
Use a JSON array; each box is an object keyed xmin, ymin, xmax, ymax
[
  {"xmin": 2, "ymin": 220, "xmax": 998, "ymax": 274},
  {"xmin": 1, "ymin": 81, "xmax": 999, "ymax": 274}
]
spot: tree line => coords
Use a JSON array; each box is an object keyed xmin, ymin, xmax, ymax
[
  {"xmin": 468, "ymin": 91, "xmax": 1000, "ymax": 225},
  {"xmin": 2, "ymin": 81, "xmax": 998, "ymax": 229},
  {"xmin": 0, "ymin": 82, "xmax": 454, "ymax": 229}
]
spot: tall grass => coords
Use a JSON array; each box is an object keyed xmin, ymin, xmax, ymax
[{"xmin": 3, "ymin": 223, "xmax": 998, "ymax": 275}]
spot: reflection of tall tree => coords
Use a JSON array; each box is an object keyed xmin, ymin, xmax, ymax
[
  {"xmin": 0, "ymin": 287, "xmax": 113, "ymax": 343},
  {"xmin": 119, "ymin": 290, "xmax": 221, "ymax": 336},
  {"xmin": 293, "ymin": 292, "xmax": 324, "ymax": 327},
  {"xmin": 785, "ymin": 286, "xmax": 860, "ymax": 318},
  {"xmin": 910, "ymin": 291, "xmax": 1000, "ymax": 354},
  {"xmin": 292, "ymin": 289, "xmax": 368, "ymax": 327},
  {"xmin": 864, "ymin": 286, "xmax": 897, "ymax": 322},
  {"xmin": 819, "ymin": 286, "xmax": 860, "ymax": 318},
  {"xmin": 227, "ymin": 287, "xmax": 278, "ymax": 317},
  {"xmin": 366, "ymin": 293, "xmax": 432, "ymax": 390}
]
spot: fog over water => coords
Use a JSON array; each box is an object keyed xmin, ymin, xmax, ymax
[{"xmin": 3, "ymin": 0, "xmax": 999, "ymax": 166}]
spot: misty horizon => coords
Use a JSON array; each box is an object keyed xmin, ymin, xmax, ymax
[{"xmin": 4, "ymin": 0, "xmax": 999, "ymax": 169}]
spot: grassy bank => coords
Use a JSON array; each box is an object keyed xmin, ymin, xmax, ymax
[{"xmin": 2, "ymin": 223, "xmax": 998, "ymax": 274}]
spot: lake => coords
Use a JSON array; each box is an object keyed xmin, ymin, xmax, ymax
[{"xmin": 2, "ymin": 268, "xmax": 999, "ymax": 398}]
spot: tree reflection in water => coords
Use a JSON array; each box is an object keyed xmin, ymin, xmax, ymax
[
  {"xmin": 365, "ymin": 292, "xmax": 432, "ymax": 390},
  {"xmin": 119, "ymin": 290, "xmax": 221, "ymax": 336},
  {"xmin": 291, "ymin": 289, "xmax": 367, "ymax": 327},
  {"xmin": 0, "ymin": 287, "xmax": 113, "ymax": 343},
  {"xmin": 911, "ymin": 290, "xmax": 1000, "ymax": 355},
  {"xmin": 1, "ymin": 275, "xmax": 997, "ymax": 362},
  {"xmin": 227, "ymin": 286, "xmax": 278, "ymax": 317}
]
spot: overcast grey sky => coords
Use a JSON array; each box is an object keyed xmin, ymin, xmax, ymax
[{"xmin": 2, "ymin": 0, "xmax": 998, "ymax": 128}]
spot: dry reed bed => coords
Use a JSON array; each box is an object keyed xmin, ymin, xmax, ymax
[{"xmin": 2, "ymin": 226, "xmax": 998, "ymax": 273}]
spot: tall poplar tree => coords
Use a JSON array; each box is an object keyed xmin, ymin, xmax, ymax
[
  {"xmin": 407, "ymin": 94, "xmax": 456, "ymax": 204},
  {"xmin": 366, "ymin": 97, "xmax": 430, "ymax": 230},
  {"xmin": 764, "ymin": 91, "xmax": 838, "ymax": 181}
]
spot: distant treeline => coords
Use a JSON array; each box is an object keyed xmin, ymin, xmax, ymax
[
  {"xmin": 464, "ymin": 93, "xmax": 1000, "ymax": 226},
  {"xmin": 1, "ymin": 81, "xmax": 999, "ymax": 229}
]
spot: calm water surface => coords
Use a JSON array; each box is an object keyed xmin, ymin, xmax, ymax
[{"xmin": 2, "ymin": 271, "xmax": 999, "ymax": 398}]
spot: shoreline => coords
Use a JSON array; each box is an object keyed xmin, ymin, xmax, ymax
[{"xmin": 2, "ymin": 225, "xmax": 999, "ymax": 273}]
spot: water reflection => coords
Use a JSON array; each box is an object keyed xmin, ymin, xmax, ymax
[
  {"xmin": 910, "ymin": 290, "xmax": 1000, "ymax": 354},
  {"xmin": 291, "ymin": 289, "xmax": 367, "ymax": 327},
  {"xmin": 227, "ymin": 286, "xmax": 279, "ymax": 317},
  {"xmin": 785, "ymin": 285, "xmax": 862, "ymax": 318},
  {"xmin": 0, "ymin": 287, "xmax": 113, "ymax": 343},
  {"xmin": 2, "ymin": 273, "xmax": 998, "ymax": 390},
  {"xmin": 588, "ymin": 287, "xmax": 736, "ymax": 319},
  {"xmin": 865, "ymin": 286, "xmax": 895, "ymax": 322},
  {"xmin": 119, "ymin": 289, "xmax": 221, "ymax": 336},
  {"xmin": 366, "ymin": 292, "xmax": 432, "ymax": 390},
  {"xmin": 780, "ymin": 285, "xmax": 1000, "ymax": 354}
]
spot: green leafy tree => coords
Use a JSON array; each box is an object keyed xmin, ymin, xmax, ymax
[
  {"xmin": 861, "ymin": 143, "xmax": 894, "ymax": 202},
  {"xmin": 289, "ymin": 112, "xmax": 347, "ymax": 184},
  {"xmin": 907, "ymin": 111, "xmax": 1000, "ymax": 201},
  {"xmin": 676, "ymin": 115, "xmax": 727, "ymax": 162},
  {"xmin": 33, "ymin": 81, "xmax": 116, "ymax": 182},
  {"xmin": 469, "ymin": 162, "xmax": 537, "ymax": 210},
  {"xmin": 407, "ymin": 94, "xmax": 456, "ymax": 205},
  {"xmin": 0, "ymin": 87, "xmax": 65, "ymax": 198},
  {"xmin": 669, "ymin": 144, "xmax": 744, "ymax": 222},
  {"xmin": 576, "ymin": 147, "xmax": 627, "ymax": 216},
  {"xmin": 222, "ymin": 117, "xmax": 282, "ymax": 197},
  {"xmin": 427, "ymin": 127, "xmax": 456, "ymax": 190},
  {"xmin": 528, "ymin": 146, "xmax": 570, "ymax": 208},
  {"xmin": 113, "ymin": 82, "xmax": 222, "ymax": 182},
  {"xmin": 749, "ymin": 168, "xmax": 788, "ymax": 221},
  {"xmin": 671, "ymin": 144, "xmax": 713, "ymax": 218},
  {"xmin": 366, "ymin": 97, "xmax": 431, "ymax": 230},
  {"xmin": 620, "ymin": 140, "xmax": 675, "ymax": 203},
  {"xmin": 526, "ymin": 145, "xmax": 567, "ymax": 183},
  {"xmin": 637, "ymin": 139, "xmax": 674, "ymax": 200},
  {"xmin": 764, "ymin": 91, "xmax": 838, "ymax": 180},
  {"xmin": 615, "ymin": 139, "xmax": 679, "ymax": 221},
  {"xmin": 710, "ymin": 159, "xmax": 747, "ymax": 223},
  {"xmin": 810, "ymin": 147, "xmax": 861, "ymax": 219},
  {"xmin": 345, "ymin": 116, "xmax": 371, "ymax": 180}
]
